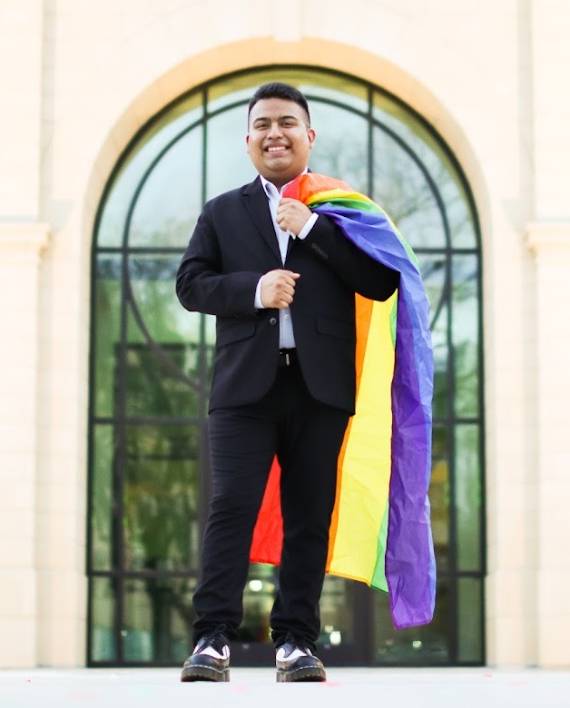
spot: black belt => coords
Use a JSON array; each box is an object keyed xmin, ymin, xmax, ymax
[{"xmin": 278, "ymin": 348, "xmax": 297, "ymax": 367}]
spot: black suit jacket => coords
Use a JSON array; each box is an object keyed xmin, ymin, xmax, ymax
[{"xmin": 176, "ymin": 176, "xmax": 399, "ymax": 414}]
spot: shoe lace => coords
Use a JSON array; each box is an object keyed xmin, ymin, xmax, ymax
[
  {"xmin": 198, "ymin": 626, "xmax": 229, "ymax": 654},
  {"xmin": 279, "ymin": 631, "xmax": 312, "ymax": 656}
]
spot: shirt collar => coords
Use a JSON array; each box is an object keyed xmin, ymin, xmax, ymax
[{"xmin": 259, "ymin": 167, "xmax": 309, "ymax": 199}]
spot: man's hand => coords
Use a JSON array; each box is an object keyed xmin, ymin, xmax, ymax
[
  {"xmin": 260, "ymin": 269, "xmax": 301, "ymax": 309},
  {"xmin": 277, "ymin": 198, "xmax": 312, "ymax": 236}
]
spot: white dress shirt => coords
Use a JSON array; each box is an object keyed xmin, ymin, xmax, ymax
[{"xmin": 254, "ymin": 172, "xmax": 318, "ymax": 349}]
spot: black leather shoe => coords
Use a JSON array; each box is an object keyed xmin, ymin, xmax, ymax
[
  {"xmin": 275, "ymin": 637, "xmax": 326, "ymax": 682},
  {"xmin": 180, "ymin": 631, "xmax": 230, "ymax": 682}
]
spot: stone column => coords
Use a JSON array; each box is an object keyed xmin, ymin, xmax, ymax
[
  {"xmin": 527, "ymin": 224, "xmax": 570, "ymax": 667},
  {"xmin": 529, "ymin": 0, "xmax": 570, "ymax": 668},
  {"xmin": 0, "ymin": 224, "xmax": 49, "ymax": 667}
]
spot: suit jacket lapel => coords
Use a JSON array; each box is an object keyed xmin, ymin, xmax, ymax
[{"xmin": 241, "ymin": 177, "xmax": 281, "ymax": 263}]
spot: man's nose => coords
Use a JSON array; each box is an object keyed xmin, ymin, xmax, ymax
[{"xmin": 267, "ymin": 121, "xmax": 284, "ymax": 138}]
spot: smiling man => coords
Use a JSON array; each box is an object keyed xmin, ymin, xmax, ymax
[{"xmin": 176, "ymin": 83, "xmax": 400, "ymax": 683}]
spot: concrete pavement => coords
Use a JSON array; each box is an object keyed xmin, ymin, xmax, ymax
[{"xmin": 1, "ymin": 667, "xmax": 569, "ymax": 708}]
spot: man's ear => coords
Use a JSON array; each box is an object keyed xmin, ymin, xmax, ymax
[
  {"xmin": 308, "ymin": 128, "xmax": 316, "ymax": 148},
  {"xmin": 245, "ymin": 133, "xmax": 250, "ymax": 152}
]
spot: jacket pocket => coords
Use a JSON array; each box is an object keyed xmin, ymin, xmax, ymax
[
  {"xmin": 315, "ymin": 316, "xmax": 354, "ymax": 341},
  {"xmin": 216, "ymin": 320, "xmax": 256, "ymax": 347}
]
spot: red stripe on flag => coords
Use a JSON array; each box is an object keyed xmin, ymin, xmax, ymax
[{"xmin": 249, "ymin": 456, "xmax": 283, "ymax": 564}]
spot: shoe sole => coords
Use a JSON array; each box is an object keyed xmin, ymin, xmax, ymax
[
  {"xmin": 276, "ymin": 666, "xmax": 326, "ymax": 682},
  {"xmin": 180, "ymin": 666, "xmax": 230, "ymax": 682}
]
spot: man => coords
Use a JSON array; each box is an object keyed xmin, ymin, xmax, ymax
[{"xmin": 176, "ymin": 82, "xmax": 399, "ymax": 682}]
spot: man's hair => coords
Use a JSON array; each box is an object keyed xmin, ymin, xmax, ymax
[{"xmin": 248, "ymin": 82, "xmax": 311, "ymax": 126}]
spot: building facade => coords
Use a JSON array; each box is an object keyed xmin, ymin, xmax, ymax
[{"xmin": 1, "ymin": 0, "xmax": 569, "ymax": 669}]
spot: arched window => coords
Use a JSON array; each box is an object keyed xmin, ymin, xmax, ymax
[{"xmin": 88, "ymin": 67, "xmax": 484, "ymax": 666}]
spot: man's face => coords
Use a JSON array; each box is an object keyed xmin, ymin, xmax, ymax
[{"xmin": 246, "ymin": 98, "xmax": 316, "ymax": 187}]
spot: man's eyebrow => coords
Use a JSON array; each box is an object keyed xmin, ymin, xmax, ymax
[{"xmin": 252, "ymin": 115, "xmax": 300, "ymax": 123}]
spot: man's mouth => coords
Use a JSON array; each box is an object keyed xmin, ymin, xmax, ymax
[{"xmin": 265, "ymin": 145, "xmax": 289, "ymax": 154}]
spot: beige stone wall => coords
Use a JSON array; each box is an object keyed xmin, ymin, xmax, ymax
[{"xmin": 0, "ymin": 0, "xmax": 568, "ymax": 668}]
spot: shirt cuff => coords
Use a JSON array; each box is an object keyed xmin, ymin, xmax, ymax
[
  {"xmin": 254, "ymin": 276, "xmax": 265, "ymax": 309},
  {"xmin": 296, "ymin": 213, "xmax": 319, "ymax": 240}
]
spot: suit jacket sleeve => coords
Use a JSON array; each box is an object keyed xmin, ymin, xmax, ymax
[
  {"xmin": 302, "ymin": 214, "xmax": 400, "ymax": 301},
  {"xmin": 176, "ymin": 201, "xmax": 262, "ymax": 318}
]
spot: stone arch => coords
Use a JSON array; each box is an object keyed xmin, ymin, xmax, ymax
[{"xmin": 81, "ymin": 37, "xmax": 491, "ymax": 259}]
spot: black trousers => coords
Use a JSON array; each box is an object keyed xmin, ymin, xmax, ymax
[{"xmin": 192, "ymin": 359, "xmax": 349, "ymax": 652}]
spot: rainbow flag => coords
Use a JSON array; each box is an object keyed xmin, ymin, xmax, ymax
[{"xmin": 250, "ymin": 173, "xmax": 436, "ymax": 630}]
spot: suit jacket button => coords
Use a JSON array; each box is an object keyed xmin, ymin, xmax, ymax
[{"xmin": 269, "ymin": 317, "xmax": 277, "ymax": 326}]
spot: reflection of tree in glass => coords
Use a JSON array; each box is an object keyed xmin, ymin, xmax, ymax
[
  {"xmin": 123, "ymin": 431, "xmax": 198, "ymax": 572},
  {"xmin": 452, "ymin": 259, "xmax": 478, "ymax": 416},
  {"xmin": 374, "ymin": 133, "xmax": 442, "ymax": 250},
  {"xmin": 130, "ymin": 216, "xmax": 198, "ymax": 249},
  {"xmin": 377, "ymin": 139, "xmax": 432, "ymax": 216},
  {"xmin": 123, "ymin": 426, "xmax": 199, "ymax": 661},
  {"xmin": 311, "ymin": 132, "xmax": 367, "ymax": 194},
  {"xmin": 126, "ymin": 255, "xmax": 213, "ymax": 406},
  {"xmin": 92, "ymin": 427, "xmax": 114, "ymax": 571},
  {"xmin": 374, "ymin": 131, "xmax": 474, "ymax": 250}
]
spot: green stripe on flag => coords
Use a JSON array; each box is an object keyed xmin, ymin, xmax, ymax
[{"xmin": 371, "ymin": 503, "xmax": 389, "ymax": 591}]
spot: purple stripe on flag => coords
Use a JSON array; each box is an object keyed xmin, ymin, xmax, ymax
[{"xmin": 315, "ymin": 204, "xmax": 436, "ymax": 629}]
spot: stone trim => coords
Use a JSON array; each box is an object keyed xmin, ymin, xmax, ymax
[
  {"xmin": 527, "ymin": 222, "xmax": 570, "ymax": 253},
  {"xmin": 0, "ymin": 223, "xmax": 50, "ymax": 262}
]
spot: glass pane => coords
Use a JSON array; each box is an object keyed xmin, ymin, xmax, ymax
[
  {"xmin": 207, "ymin": 68, "xmax": 368, "ymax": 115},
  {"xmin": 127, "ymin": 254, "xmax": 201, "ymax": 344},
  {"xmin": 374, "ymin": 578, "xmax": 450, "ymax": 664},
  {"xmin": 418, "ymin": 253, "xmax": 447, "ymax": 327},
  {"xmin": 457, "ymin": 577, "xmax": 483, "ymax": 662},
  {"xmin": 238, "ymin": 568, "xmax": 356, "ymax": 650},
  {"xmin": 91, "ymin": 424, "xmax": 114, "ymax": 570},
  {"xmin": 128, "ymin": 128, "xmax": 202, "ymax": 249},
  {"xmin": 431, "ymin": 301, "xmax": 449, "ymax": 420},
  {"xmin": 126, "ymin": 254, "xmax": 204, "ymax": 418},
  {"xmin": 239, "ymin": 564, "xmax": 277, "ymax": 643},
  {"xmin": 90, "ymin": 577, "xmax": 117, "ymax": 662},
  {"xmin": 124, "ymin": 339, "xmax": 201, "ymax": 419},
  {"xmin": 97, "ymin": 94, "xmax": 202, "ymax": 247},
  {"xmin": 372, "ymin": 91, "xmax": 477, "ymax": 248},
  {"xmin": 445, "ymin": 183, "xmax": 478, "ymax": 249},
  {"xmin": 318, "ymin": 577, "xmax": 354, "ymax": 649},
  {"xmin": 455, "ymin": 425, "xmax": 482, "ymax": 571},
  {"xmin": 123, "ymin": 425, "xmax": 200, "ymax": 571},
  {"xmin": 310, "ymin": 102, "xmax": 368, "ymax": 194},
  {"xmin": 93, "ymin": 255, "xmax": 122, "ymax": 418},
  {"xmin": 122, "ymin": 577, "xmax": 196, "ymax": 663},
  {"xmin": 452, "ymin": 255, "xmax": 480, "ymax": 417},
  {"xmin": 431, "ymin": 426, "xmax": 450, "ymax": 572},
  {"xmin": 417, "ymin": 253, "xmax": 449, "ymax": 420},
  {"xmin": 300, "ymin": 74, "xmax": 368, "ymax": 114},
  {"xmin": 206, "ymin": 103, "xmax": 257, "ymax": 199},
  {"xmin": 373, "ymin": 127, "xmax": 445, "ymax": 248}
]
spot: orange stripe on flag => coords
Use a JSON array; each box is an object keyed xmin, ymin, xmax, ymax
[{"xmin": 326, "ymin": 295, "xmax": 374, "ymax": 569}]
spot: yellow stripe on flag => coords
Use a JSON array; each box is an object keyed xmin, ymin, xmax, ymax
[{"xmin": 327, "ymin": 294, "xmax": 396, "ymax": 582}]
